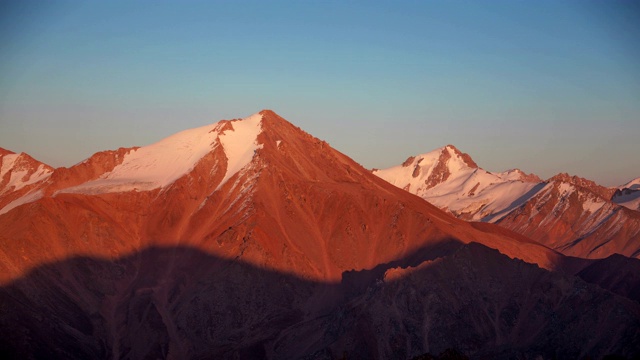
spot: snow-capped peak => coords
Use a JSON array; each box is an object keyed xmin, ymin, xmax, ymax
[
  {"xmin": 62, "ymin": 113, "xmax": 264, "ymax": 194},
  {"xmin": 216, "ymin": 112, "xmax": 263, "ymax": 189},
  {"xmin": 374, "ymin": 145, "xmax": 478, "ymax": 196},
  {"xmin": 374, "ymin": 145, "xmax": 543, "ymax": 222},
  {"xmin": 443, "ymin": 144, "xmax": 478, "ymax": 168},
  {"xmin": 0, "ymin": 151, "xmax": 53, "ymax": 194}
]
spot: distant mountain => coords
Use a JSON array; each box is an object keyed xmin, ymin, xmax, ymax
[
  {"xmin": 496, "ymin": 173, "xmax": 640, "ymax": 259},
  {"xmin": 613, "ymin": 177, "xmax": 640, "ymax": 211},
  {"xmin": 621, "ymin": 178, "xmax": 640, "ymax": 191},
  {"xmin": 375, "ymin": 146, "xmax": 640, "ymax": 259},
  {"xmin": 0, "ymin": 148, "xmax": 53, "ymax": 213},
  {"xmin": 373, "ymin": 145, "xmax": 541, "ymax": 222},
  {"xmin": 1, "ymin": 111, "xmax": 639, "ymax": 359}
]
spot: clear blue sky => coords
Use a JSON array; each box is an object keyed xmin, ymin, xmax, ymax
[{"xmin": 1, "ymin": 0, "xmax": 638, "ymax": 186}]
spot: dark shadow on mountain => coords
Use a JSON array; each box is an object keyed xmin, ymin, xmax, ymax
[
  {"xmin": 577, "ymin": 254, "xmax": 640, "ymax": 303},
  {"xmin": 341, "ymin": 239, "xmax": 464, "ymax": 296},
  {"xmin": 1, "ymin": 242, "xmax": 640, "ymax": 360},
  {"xmin": 613, "ymin": 188, "xmax": 640, "ymax": 203}
]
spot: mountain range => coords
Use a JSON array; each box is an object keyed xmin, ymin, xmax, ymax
[
  {"xmin": 1, "ymin": 110, "xmax": 639, "ymax": 359},
  {"xmin": 374, "ymin": 145, "xmax": 640, "ymax": 259}
]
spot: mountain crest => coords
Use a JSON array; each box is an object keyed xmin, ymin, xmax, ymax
[
  {"xmin": 0, "ymin": 149, "xmax": 53, "ymax": 194},
  {"xmin": 548, "ymin": 172, "xmax": 615, "ymax": 200},
  {"xmin": 373, "ymin": 145, "xmax": 484, "ymax": 197},
  {"xmin": 503, "ymin": 168, "xmax": 542, "ymax": 183},
  {"xmin": 444, "ymin": 144, "xmax": 478, "ymax": 169},
  {"xmin": 0, "ymin": 147, "xmax": 14, "ymax": 157}
]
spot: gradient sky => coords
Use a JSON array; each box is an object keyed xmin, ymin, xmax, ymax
[{"xmin": 1, "ymin": 0, "xmax": 638, "ymax": 186}]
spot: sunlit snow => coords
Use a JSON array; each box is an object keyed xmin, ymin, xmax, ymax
[
  {"xmin": 373, "ymin": 146, "xmax": 540, "ymax": 222},
  {"xmin": 62, "ymin": 113, "xmax": 264, "ymax": 194},
  {"xmin": 0, "ymin": 190, "xmax": 44, "ymax": 215},
  {"xmin": 216, "ymin": 113, "xmax": 263, "ymax": 190},
  {"xmin": 0, "ymin": 154, "xmax": 52, "ymax": 194}
]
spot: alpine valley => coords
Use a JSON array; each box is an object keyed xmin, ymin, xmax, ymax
[{"xmin": 1, "ymin": 111, "xmax": 639, "ymax": 360}]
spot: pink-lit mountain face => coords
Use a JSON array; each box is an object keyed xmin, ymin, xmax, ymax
[
  {"xmin": 375, "ymin": 146, "xmax": 640, "ymax": 259},
  {"xmin": 1, "ymin": 111, "xmax": 639, "ymax": 359}
]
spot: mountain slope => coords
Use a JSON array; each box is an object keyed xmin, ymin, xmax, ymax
[{"xmin": 374, "ymin": 146, "xmax": 640, "ymax": 259}]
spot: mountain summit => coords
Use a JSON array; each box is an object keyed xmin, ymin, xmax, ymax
[
  {"xmin": 0, "ymin": 148, "xmax": 53, "ymax": 213},
  {"xmin": 373, "ymin": 145, "xmax": 541, "ymax": 222}
]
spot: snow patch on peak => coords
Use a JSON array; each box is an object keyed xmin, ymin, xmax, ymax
[
  {"xmin": 0, "ymin": 153, "xmax": 52, "ymax": 194},
  {"xmin": 216, "ymin": 113, "xmax": 264, "ymax": 190},
  {"xmin": 499, "ymin": 169, "xmax": 541, "ymax": 183},
  {"xmin": 556, "ymin": 182, "xmax": 575, "ymax": 196},
  {"xmin": 0, "ymin": 154, "xmax": 20, "ymax": 182},
  {"xmin": 444, "ymin": 145, "xmax": 478, "ymax": 168},
  {"xmin": 582, "ymin": 195, "xmax": 605, "ymax": 214},
  {"xmin": 619, "ymin": 177, "xmax": 640, "ymax": 191},
  {"xmin": 61, "ymin": 113, "xmax": 263, "ymax": 194},
  {"xmin": 374, "ymin": 145, "xmax": 478, "ymax": 196}
]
